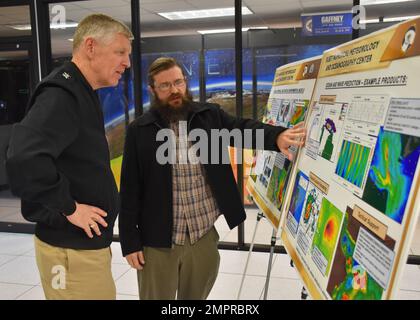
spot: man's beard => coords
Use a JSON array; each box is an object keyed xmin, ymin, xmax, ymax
[{"xmin": 151, "ymin": 90, "xmax": 193, "ymax": 123}]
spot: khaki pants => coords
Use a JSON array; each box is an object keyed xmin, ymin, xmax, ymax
[
  {"xmin": 138, "ymin": 227, "xmax": 220, "ymax": 300},
  {"xmin": 34, "ymin": 236, "xmax": 116, "ymax": 300}
]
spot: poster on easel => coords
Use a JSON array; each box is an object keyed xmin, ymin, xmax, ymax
[
  {"xmin": 281, "ymin": 17, "xmax": 420, "ymax": 300},
  {"xmin": 247, "ymin": 56, "xmax": 322, "ymax": 230}
]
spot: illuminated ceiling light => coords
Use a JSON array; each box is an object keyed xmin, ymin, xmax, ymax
[
  {"xmin": 197, "ymin": 26, "xmax": 267, "ymax": 34},
  {"xmin": 50, "ymin": 22, "xmax": 78, "ymax": 29},
  {"xmin": 359, "ymin": 15, "xmax": 419, "ymax": 24},
  {"xmin": 158, "ymin": 7, "xmax": 253, "ymax": 20},
  {"xmin": 248, "ymin": 27, "xmax": 269, "ymax": 30},
  {"xmin": 383, "ymin": 15, "xmax": 419, "ymax": 22},
  {"xmin": 197, "ymin": 28, "xmax": 245, "ymax": 34},
  {"xmin": 9, "ymin": 22, "xmax": 78, "ymax": 31},
  {"xmin": 359, "ymin": 19, "xmax": 380, "ymax": 24},
  {"xmin": 361, "ymin": 0, "xmax": 415, "ymax": 5},
  {"xmin": 8, "ymin": 24, "xmax": 32, "ymax": 31}
]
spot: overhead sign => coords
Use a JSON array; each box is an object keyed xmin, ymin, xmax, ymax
[{"xmin": 302, "ymin": 12, "xmax": 353, "ymax": 37}]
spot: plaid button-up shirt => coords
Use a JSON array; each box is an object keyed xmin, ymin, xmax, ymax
[{"xmin": 170, "ymin": 120, "xmax": 220, "ymax": 245}]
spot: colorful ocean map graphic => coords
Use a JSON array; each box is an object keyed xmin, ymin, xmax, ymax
[
  {"xmin": 311, "ymin": 198, "xmax": 344, "ymax": 276},
  {"xmin": 290, "ymin": 100, "xmax": 309, "ymax": 126},
  {"xmin": 289, "ymin": 172, "xmax": 309, "ymax": 223},
  {"xmin": 362, "ymin": 127, "xmax": 420, "ymax": 224},
  {"xmin": 300, "ymin": 186, "xmax": 321, "ymax": 239},
  {"xmin": 327, "ymin": 209, "xmax": 391, "ymax": 300},
  {"xmin": 267, "ymin": 166, "xmax": 290, "ymax": 210},
  {"xmin": 335, "ymin": 140, "xmax": 371, "ymax": 188}
]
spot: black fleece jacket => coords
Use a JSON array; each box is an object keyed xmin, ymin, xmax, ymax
[
  {"xmin": 119, "ymin": 102, "xmax": 286, "ymax": 256},
  {"xmin": 6, "ymin": 62, "xmax": 119, "ymax": 250}
]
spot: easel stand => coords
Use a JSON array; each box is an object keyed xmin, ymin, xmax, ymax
[
  {"xmin": 237, "ymin": 211, "xmax": 279, "ymax": 300},
  {"xmin": 263, "ymin": 228, "xmax": 277, "ymax": 299},
  {"xmin": 237, "ymin": 212, "xmax": 264, "ymax": 300},
  {"xmin": 290, "ymin": 260, "xmax": 309, "ymax": 299}
]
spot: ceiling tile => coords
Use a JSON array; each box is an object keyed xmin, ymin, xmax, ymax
[
  {"xmin": 73, "ymin": 0, "xmax": 129, "ymax": 9},
  {"xmin": 244, "ymin": 0, "xmax": 297, "ymax": 6},
  {"xmin": 141, "ymin": 1, "xmax": 196, "ymax": 13},
  {"xmin": 87, "ymin": 7, "xmax": 130, "ymax": 18},
  {"xmin": 249, "ymin": 4, "xmax": 300, "ymax": 14},
  {"xmin": 185, "ymin": 0, "xmax": 235, "ymax": 9},
  {"xmin": 0, "ymin": 6, "xmax": 30, "ymax": 16},
  {"xmin": 301, "ymin": 0, "xmax": 353, "ymax": 9},
  {"xmin": 48, "ymin": 3, "xmax": 85, "ymax": 12},
  {"xmin": 64, "ymin": 9, "xmax": 95, "ymax": 22}
]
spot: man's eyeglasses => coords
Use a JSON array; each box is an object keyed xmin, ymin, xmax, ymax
[{"xmin": 155, "ymin": 78, "xmax": 186, "ymax": 92}]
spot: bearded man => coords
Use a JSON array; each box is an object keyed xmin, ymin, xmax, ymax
[{"xmin": 118, "ymin": 57, "xmax": 306, "ymax": 300}]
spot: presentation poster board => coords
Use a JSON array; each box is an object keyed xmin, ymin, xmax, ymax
[
  {"xmin": 247, "ymin": 56, "xmax": 322, "ymax": 230},
  {"xmin": 281, "ymin": 18, "xmax": 420, "ymax": 300}
]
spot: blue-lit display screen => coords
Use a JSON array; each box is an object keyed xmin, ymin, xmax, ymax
[
  {"xmin": 204, "ymin": 48, "xmax": 253, "ymax": 117},
  {"xmin": 97, "ymin": 68, "xmax": 134, "ymax": 160}
]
